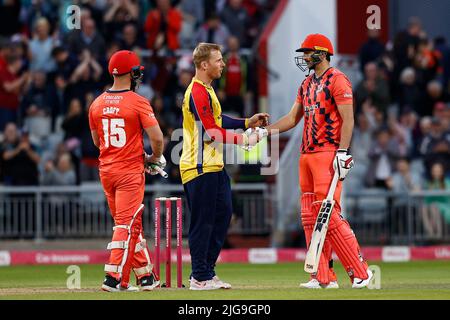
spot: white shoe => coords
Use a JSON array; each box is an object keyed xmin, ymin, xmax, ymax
[
  {"xmin": 213, "ymin": 276, "xmax": 231, "ymax": 289},
  {"xmin": 299, "ymin": 279, "xmax": 322, "ymax": 289},
  {"xmin": 352, "ymin": 269, "xmax": 373, "ymax": 289},
  {"xmin": 323, "ymin": 281, "xmax": 339, "ymax": 289},
  {"xmin": 139, "ymin": 273, "xmax": 160, "ymax": 291},
  {"xmin": 101, "ymin": 283, "xmax": 140, "ymax": 292},
  {"xmin": 189, "ymin": 278, "xmax": 220, "ymax": 291},
  {"xmin": 300, "ymin": 279, "xmax": 339, "ymax": 289},
  {"xmin": 101, "ymin": 275, "xmax": 140, "ymax": 292}
]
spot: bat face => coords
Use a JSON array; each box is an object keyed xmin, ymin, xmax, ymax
[
  {"xmin": 314, "ymin": 200, "xmax": 334, "ymax": 232},
  {"xmin": 304, "ymin": 199, "xmax": 335, "ymax": 273}
]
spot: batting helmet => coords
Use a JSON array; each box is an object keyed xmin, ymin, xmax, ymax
[
  {"xmin": 296, "ymin": 33, "xmax": 334, "ymax": 55},
  {"xmin": 108, "ymin": 50, "xmax": 144, "ymax": 77},
  {"xmin": 295, "ymin": 34, "xmax": 334, "ymax": 72}
]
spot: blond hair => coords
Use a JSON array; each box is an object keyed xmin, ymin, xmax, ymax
[{"xmin": 192, "ymin": 43, "xmax": 222, "ymax": 69}]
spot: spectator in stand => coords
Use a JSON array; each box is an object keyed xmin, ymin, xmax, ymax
[
  {"xmin": 0, "ymin": 123, "xmax": 40, "ymax": 186},
  {"xmin": 79, "ymin": 92, "xmax": 99, "ymax": 182},
  {"xmin": 386, "ymin": 157, "xmax": 422, "ymax": 237},
  {"xmin": 28, "ymin": 17, "xmax": 57, "ymax": 73},
  {"xmin": 387, "ymin": 107, "xmax": 418, "ymax": 157},
  {"xmin": 398, "ymin": 67, "xmax": 423, "ymax": 115},
  {"xmin": 20, "ymin": 70, "xmax": 54, "ymax": 117},
  {"xmin": 151, "ymin": 94, "xmax": 168, "ymax": 135},
  {"xmin": 120, "ymin": 23, "xmax": 144, "ymax": 51},
  {"xmin": 387, "ymin": 157, "xmax": 422, "ymax": 192},
  {"xmin": 348, "ymin": 111, "xmax": 377, "ymax": 190},
  {"xmin": 0, "ymin": 54, "xmax": 29, "ymax": 131},
  {"xmin": 179, "ymin": 0, "xmax": 205, "ymax": 49},
  {"xmin": 78, "ymin": 0, "xmax": 105, "ymax": 31},
  {"xmin": 358, "ymin": 29, "xmax": 385, "ymax": 73},
  {"xmin": 420, "ymin": 115, "xmax": 450, "ymax": 179},
  {"xmin": 359, "ymin": 98, "xmax": 385, "ymax": 131},
  {"xmin": 99, "ymin": 41, "xmax": 122, "ymax": 87},
  {"xmin": 66, "ymin": 17, "xmax": 106, "ymax": 60},
  {"xmin": 352, "ymin": 112, "xmax": 376, "ymax": 166},
  {"xmin": 354, "ymin": 61, "xmax": 390, "ymax": 116},
  {"xmin": 68, "ymin": 49, "xmax": 104, "ymax": 104},
  {"xmin": 218, "ymin": 36, "xmax": 249, "ymax": 116},
  {"xmin": 19, "ymin": 0, "xmax": 59, "ymax": 35},
  {"xmin": 51, "ymin": 46, "xmax": 80, "ymax": 118},
  {"xmin": 434, "ymin": 36, "xmax": 450, "ymax": 89},
  {"xmin": 61, "ymin": 98, "xmax": 84, "ymax": 143},
  {"xmin": 365, "ymin": 126, "xmax": 401, "ymax": 189},
  {"xmin": 41, "ymin": 152, "xmax": 76, "ymax": 186},
  {"xmin": 415, "ymin": 116, "xmax": 432, "ymax": 154},
  {"xmin": 392, "ymin": 16, "xmax": 425, "ymax": 83},
  {"xmin": 421, "ymin": 162, "xmax": 450, "ymax": 240},
  {"xmin": 168, "ymin": 69, "xmax": 192, "ymax": 128},
  {"xmin": 103, "ymin": 0, "xmax": 139, "ymax": 43},
  {"xmin": 195, "ymin": 13, "xmax": 230, "ymax": 49},
  {"xmin": 423, "ymin": 80, "xmax": 449, "ymax": 117},
  {"xmin": 144, "ymin": 0, "xmax": 182, "ymax": 53},
  {"xmin": 51, "ymin": 46, "xmax": 79, "ymax": 81},
  {"xmin": 419, "ymin": 117, "xmax": 450, "ymax": 156},
  {"xmin": 433, "ymin": 102, "xmax": 450, "ymax": 132},
  {"xmin": 413, "ymin": 38, "xmax": 443, "ymax": 87},
  {"xmin": 20, "ymin": 71, "xmax": 55, "ymax": 141},
  {"xmin": 220, "ymin": 0, "xmax": 250, "ymax": 48},
  {"xmin": 241, "ymin": 0, "xmax": 269, "ymax": 46}
]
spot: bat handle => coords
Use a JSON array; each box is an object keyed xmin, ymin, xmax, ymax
[
  {"xmin": 153, "ymin": 165, "xmax": 169, "ymax": 178},
  {"xmin": 326, "ymin": 171, "xmax": 340, "ymax": 201}
]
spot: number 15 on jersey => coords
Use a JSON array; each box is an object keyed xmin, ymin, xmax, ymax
[{"xmin": 102, "ymin": 118, "xmax": 126, "ymax": 148}]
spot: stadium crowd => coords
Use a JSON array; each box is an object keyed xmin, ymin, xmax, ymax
[
  {"xmin": 0, "ymin": 0, "xmax": 276, "ymax": 186},
  {"xmin": 0, "ymin": 2, "xmax": 449, "ymax": 221}
]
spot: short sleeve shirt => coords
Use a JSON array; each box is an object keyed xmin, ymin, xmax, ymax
[
  {"xmin": 88, "ymin": 90, "xmax": 158, "ymax": 173},
  {"xmin": 295, "ymin": 67, "xmax": 353, "ymax": 153}
]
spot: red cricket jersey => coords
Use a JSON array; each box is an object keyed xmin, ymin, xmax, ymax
[
  {"xmin": 224, "ymin": 54, "xmax": 242, "ymax": 96},
  {"xmin": 296, "ymin": 67, "xmax": 353, "ymax": 153},
  {"xmin": 88, "ymin": 89, "xmax": 158, "ymax": 174}
]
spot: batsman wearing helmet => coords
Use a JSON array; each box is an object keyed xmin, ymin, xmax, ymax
[
  {"xmin": 89, "ymin": 50, "xmax": 166, "ymax": 292},
  {"xmin": 266, "ymin": 34, "xmax": 372, "ymax": 288}
]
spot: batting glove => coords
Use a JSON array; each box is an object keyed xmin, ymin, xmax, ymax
[
  {"xmin": 333, "ymin": 149, "xmax": 354, "ymax": 181},
  {"xmin": 145, "ymin": 153, "xmax": 167, "ymax": 175}
]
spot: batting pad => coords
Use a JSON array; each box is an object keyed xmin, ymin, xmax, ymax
[{"xmin": 328, "ymin": 213, "xmax": 368, "ymax": 280}]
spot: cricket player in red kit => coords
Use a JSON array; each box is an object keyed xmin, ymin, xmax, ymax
[
  {"xmin": 89, "ymin": 50, "xmax": 166, "ymax": 292},
  {"xmin": 266, "ymin": 34, "xmax": 373, "ymax": 289}
]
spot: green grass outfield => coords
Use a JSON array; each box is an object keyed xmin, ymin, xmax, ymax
[{"xmin": 0, "ymin": 261, "xmax": 449, "ymax": 300}]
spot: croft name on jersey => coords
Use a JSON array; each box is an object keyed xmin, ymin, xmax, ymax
[{"xmin": 103, "ymin": 107, "xmax": 120, "ymax": 115}]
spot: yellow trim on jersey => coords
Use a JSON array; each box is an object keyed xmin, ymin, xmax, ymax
[{"xmin": 179, "ymin": 79, "xmax": 224, "ymax": 184}]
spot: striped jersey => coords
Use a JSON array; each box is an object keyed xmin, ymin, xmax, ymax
[
  {"xmin": 179, "ymin": 78, "xmax": 245, "ymax": 184},
  {"xmin": 296, "ymin": 67, "xmax": 353, "ymax": 153}
]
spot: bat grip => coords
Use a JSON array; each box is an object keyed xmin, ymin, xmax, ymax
[
  {"xmin": 152, "ymin": 165, "xmax": 169, "ymax": 178},
  {"xmin": 326, "ymin": 171, "xmax": 339, "ymax": 201}
]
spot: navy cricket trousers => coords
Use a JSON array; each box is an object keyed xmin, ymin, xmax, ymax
[{"xmin": 183, "ymin": 170, "xmax": 233, "ymax": 281}]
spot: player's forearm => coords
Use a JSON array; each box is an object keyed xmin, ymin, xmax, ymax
[
  {"xmin": 150, "ymin": 135, "xmax": 164, "ymax": 158},
  {"xmin": 266, "ymin": 114, "xmax": 297, "ymax": 136},
  {"xmin": 145, "ymin": 125, "xmax": 164, "ymax": 158},
  {"xmin": 339, "ymin": 117, "xmax": 354, "ymax": 150}
]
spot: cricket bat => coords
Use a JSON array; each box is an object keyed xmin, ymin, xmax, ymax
[{"xmin": 304, "ymin": 171, "xmax": 339, "ymax": 274}]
